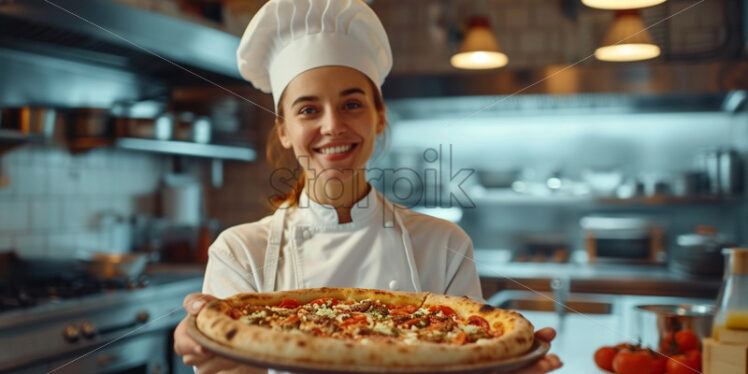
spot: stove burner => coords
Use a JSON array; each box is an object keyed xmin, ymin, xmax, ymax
[{"xmin": 0, "ymin": 274, "xmax": 149, "ymax": 312}]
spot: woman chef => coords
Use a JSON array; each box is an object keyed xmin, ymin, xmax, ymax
[{"xmin": 174, "ymin": 0, "xmax": 562, "ymax": 373}]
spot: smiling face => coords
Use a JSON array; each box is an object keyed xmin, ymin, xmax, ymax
[{"xmin": 276, "ymin": 66, "xmax": 386, "ymax": 186}]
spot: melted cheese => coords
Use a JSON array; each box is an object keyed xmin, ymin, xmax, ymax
[
  {"xmin": 461, "ymin": 324, "xmax": 482, "ymax": 335},
  {"xmin": 314, "ymin": 308, "xmax": 336, "ymax": 318}
]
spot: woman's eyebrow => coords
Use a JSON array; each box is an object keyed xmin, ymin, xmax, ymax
[
  {"xmin": 291, "ymin": 95, "xmax": 318, "ymax": 107},
  {"xmin": 340, "ymin": 88, "xmax": 365, "ymax": 96}
]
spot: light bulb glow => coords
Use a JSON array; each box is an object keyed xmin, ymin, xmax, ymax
[
  {"xmin": 594, "ymin": 43, "xmax": 661, "ymax": 61},
  {"xmin": 582, "ymin": 0, "xmax": 667, "ymax": 9},
  {"xmin": 450, "ymin": 51, "xmax": 508, "ymax": 69}
]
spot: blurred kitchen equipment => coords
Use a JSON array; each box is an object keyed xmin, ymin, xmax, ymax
[
  {"xmin": 0, "ymin": 107, "xmax": 56, "ymax": 138},
  {"xmin": 704, "ymin": 248, "xmax": 748, "ymax": 374},
  {"xmin": 635, "ymin": 304, "xmax": 715, "ymax": 353},
  {"xmin": 79, "ymin": 252, "xmax": 148, "ymax": 281},
  {"xmin": 513, "ymin": 233, "xmax": 570, "ymax": 263},
  {"xmin": 0, "ymin": 252, "xmax": 200, "ymax": 373},
  {"xmin": 639, "ymin": 172, "xmax": 671, "ymax": 197},
  {"xmin": 712, "ymin": 248, "xmax": 748, "ymax": 341},
  {"xmin": 671, "ymin": 171, "xmax": 706, "ymax": 197},
  {"xmin": 698, "ymin": 148, "xmax": 744, "ymax": 197},
  {"xmin": 477, "ymin": 169, "xmax": 520, "ymax": 189},
  {"xmin": 581, "ymin": 215, "xmax": 666, "ymax": 264},
  {"xmin": 719, "ymin": 149, "xmax": 744, "ymax": 196},
  {"xmin": 68, "ymin": 108, "xmax": 111, "ymax": 138},
  {"xmin": 671, "ymin": 226, "xmax": 732, "ymax": 277},
  {"xmin": 0, "ymin": 161, "xmax": 8, "ymax": 188},
  {"xmin": 174, "ymin": 112, "xmax": 212, "ymax": 144},
  {"xmin": 582, "ymin": 167, "xmax": 623, "ymax": 197},
  {"xmin": 160, "ymin": 172, "xmax": 203, "ymax": 226}
]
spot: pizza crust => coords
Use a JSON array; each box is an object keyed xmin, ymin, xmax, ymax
[{"xmin": 195, "ymin": 288, "xmax": 535, "ymax": 369}]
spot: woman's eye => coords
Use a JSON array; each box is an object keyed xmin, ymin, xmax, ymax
[
  {"xmin": 298, "ymin": 107, "xmax": 317, "ymax": 115},
  {"xmin": 344, "ymin": 102, "xmax": 361, "ymax": 110}
]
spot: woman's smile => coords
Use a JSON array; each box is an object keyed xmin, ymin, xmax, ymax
[{"xmin": 313, "ymin": 142, "xmax": 359, "ymax": 161}]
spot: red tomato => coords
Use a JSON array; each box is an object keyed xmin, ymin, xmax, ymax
[
  {"xmin": 651, "ymin": 356, "xmax": 668, "ymax": 374},
  {"xmin": 278, "ymin": 298, "xmax": 300, "ymax": 308},
  {"xmin": 308, "ymin": 298, "xmax": 339, "ymax": 307},
  {"xmin": 674, "ymin": 330, "xmax": 700, "ymax": 353},
  {"xmin": 281, "ymin": 314, "xmax": 299, "ymax": 324},
  {"xmin": 429, "ymin": 305, "xmax": 457, "ymax": 317},
  {"xmin": 389, "ymin": 304, "xmax": 418, "ymax": 316},
  {"xmin": 593, "ymin": 346, "xmax": 617, "ymax": 371},
  {"xmin": 467, "ymin": 315, "xmax": 490, "ymax": 332},
  {"xmin": 452, "ymin": 330, "xmax": 467, "ymax": 345},
  {"xmin": 665, "ymin": 353, "xmax": 701, "ymax": 374},
  {"xmin": 659, "ymin": 332, "xmax": 677, "ymax": 354},
  {"xmin": 612, "ymin": 350, "xmax": 656, "ymax": 374},
  {"xmin": 340, "ymin": 312, "xmax": 368, "ymax": 327}
]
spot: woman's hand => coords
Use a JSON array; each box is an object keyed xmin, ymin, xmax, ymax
[
  {"xmin": 174, "ymin": 293, "xmax": 265, "ymax": 374},
  {"xmin": 508, "ymin": 327, "xmax": 563, "ymax": 374}
]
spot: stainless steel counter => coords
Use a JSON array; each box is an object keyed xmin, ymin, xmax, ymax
[{"xmin": 475, "ymin": 249, "xmax": 722, "ymax": 299}]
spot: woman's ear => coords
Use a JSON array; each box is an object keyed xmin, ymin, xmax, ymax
[
  {"xmin": 376, "ymin": 105, "xmax": 387, "ymax": 135},
  {"xmin": 275, "ymin": 119, "xmax": 293, "ymax": 149}
]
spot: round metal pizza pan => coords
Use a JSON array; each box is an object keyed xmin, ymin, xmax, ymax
[{"xmin": 186, "ymin": 316, "xmax": 550, "ymax": 374}]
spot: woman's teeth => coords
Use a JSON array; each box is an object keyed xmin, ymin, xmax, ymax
[{"xmin": 319, "ymin": 144, "xmax": 353, "ymax": 155}]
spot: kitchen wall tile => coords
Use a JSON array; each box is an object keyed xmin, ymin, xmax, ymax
[
  {"xmin": 47, "ymin": 232, "xmax": 76, "ymax": 258},
  {"xmin": 0, "ymin": 234, "xmax": 13, "ymax": 251},
  {"xmin": 76, "ymin": 231, "xmax": 102, "ymax": 254},
  {"xmin": 1, "ymin": 145, "xmax": 167, "ymax": 258},
  {"xmin": 15, "ymin": 234, "xmax": 46, "ymax": 258},
  {"xmin": 504, "ymin": 6, "xmax": 530, "ymax": 29},
  {"xmin": 0, "ymin": 198, "xmax": 30, "ymax": 231},
  {"xmin": 30, "ymin": 199, "xmax": 59, "ymax": 230}
]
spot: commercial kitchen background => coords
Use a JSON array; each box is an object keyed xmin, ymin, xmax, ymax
[{"xmin": 0, "ymin": 0, "xmax": 746, "ymax": 373}]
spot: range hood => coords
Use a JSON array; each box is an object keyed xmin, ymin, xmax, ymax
[
  {"xmin": 382, "ymin": 61, "xmax": 748, "ymax": 99},
  {"xmin": 0, "ymin": 0, "xmax": 242, "ymax": 81}
]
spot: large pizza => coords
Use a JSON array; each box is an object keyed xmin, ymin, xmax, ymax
[{"xmin": 194, "ymin": 287, "xmax": 536, "ymax": 371}]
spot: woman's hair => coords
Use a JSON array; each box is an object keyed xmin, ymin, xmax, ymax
[{"xmin": 266, "ymin": 76, "xmax": 386, "ymax": 208}]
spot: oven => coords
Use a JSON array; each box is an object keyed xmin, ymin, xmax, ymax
[
  {"xmin": 581, "ymin": 215, "xmax": 667, "ymax": 264},
  {"xmin": 0, "ymin": 268, "xmax": 202, "ymax": 374}
]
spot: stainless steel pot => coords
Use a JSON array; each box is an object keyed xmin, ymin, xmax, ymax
[
  {"xmin": 635, "ymin": 304, "xmax": 714, "ymax": 351},
  {"xmin": 80, "ymin": 252, "xmax": 148, "ymax": 280},
  {"xmin": 671, "ymin": 228, "xmax": 732, "ymax": 277}
]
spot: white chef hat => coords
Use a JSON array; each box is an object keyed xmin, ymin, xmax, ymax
[{"xmin": 236, "ymin": 0, "xmax": 393, "ymax": 110}]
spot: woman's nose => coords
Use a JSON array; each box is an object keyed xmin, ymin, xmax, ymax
[{"xmin": 320, "ymin": 110, "xmax": 346, "ymax": 135}]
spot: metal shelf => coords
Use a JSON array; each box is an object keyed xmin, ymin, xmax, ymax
[
  {"xmin": 0, "ymin": 129, "xmax": 45, "ymax": 145},
  {"xmin": 114, "ymin": 138, "xmax": 256, "ymax": 161},
  {"xmin": 471, "ymin": 188, "xmax": 741, "ymax": 207}
]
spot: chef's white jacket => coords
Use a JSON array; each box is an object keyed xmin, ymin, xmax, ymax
[{"xmin": 203, "ymin": 186, "xmax": 482, "ymax": 300}]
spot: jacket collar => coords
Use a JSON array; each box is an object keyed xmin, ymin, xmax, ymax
[{"xmin": 297, "ymin": 184, "xmax": 379, "ymax": 227}]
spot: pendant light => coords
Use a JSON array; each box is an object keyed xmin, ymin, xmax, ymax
[
  {"xmin": 582, "ymin": 0, "xmax": 666, "ymax": 10},
  {"xmin": 594, "ymin": 9, "xmax": 661, "ymax": 62},
  {"xmin": 450, "ymin": 16, "xmax": 508, "ymax": 70}
]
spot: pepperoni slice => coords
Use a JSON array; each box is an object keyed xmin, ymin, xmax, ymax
[
  {"xmin": 389, "ymin": 304, "xmax": 418, "ymax": 316},
  {"xmin": 308, "ymin": 298, "xmax": 339, "ymax": 307},
  {"xmin": 341, "ymin": 313, "xmax": 368, "ymax": 327},
  {"xmin": 281, "ymin": 314, "xmax": 299, "ymax": 324},
  {"xmin": 430, "ymin": 305, "xmax": 457, "ymax": 317},
  {"xmin": 278, "ymin": 298, "xmax": 301, "ymax": 308},
  {"xmin": 467, "ymin": 315, "xmax": 490, "ymax": 332}
]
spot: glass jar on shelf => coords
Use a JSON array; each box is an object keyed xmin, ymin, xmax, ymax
[{"xmin": 712, "ymin": 247, "xmax": 748, "ymax": 341}]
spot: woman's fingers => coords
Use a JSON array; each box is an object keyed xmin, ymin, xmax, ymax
[
  {"xmin": 173, "ymin": 317, "xmax": 207, "ymax": 357},
  {"xmin": 534, "ymin": 327, "xmax": 556, "ymax": 342},
  {"xmin": 182, "ymin": 351, "xmax": 215, "ymax": 367},
  {"xmin": 183, "ymin": 293, "xmax": 218, "ymax": 315},
  {"xmin": 509, "ymin": 353, "xmax": 563, "ymax": 374}
]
